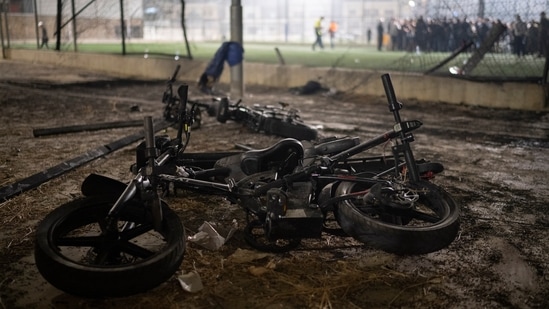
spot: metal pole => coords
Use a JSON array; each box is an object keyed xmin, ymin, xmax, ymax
[
  {"xmin": 2, "ymin": 0, "xmax": 9, "ymax": 48},
  {"xmin": 120, "ymin": 0, "xmax": 126, "ymax": 55},
  {"xmin": 34, "ymin": 0, "xmax": 39, "ymax": 48},
  {"xmin": 230, "ymin": 0, "xmax": 243, "ymax": 98},
  {"xmin": 0, "ymin": 2, "xmax": 4, "ymax": 59},
  {"xmin": 55, "ymin": 0, "xmax": 62, "ymax": 50},
  {"xmin": 71, "ymin": 0, "xmax": 77, "ymax": 51}
]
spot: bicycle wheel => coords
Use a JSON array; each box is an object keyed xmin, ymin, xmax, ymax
[
  {"xmin": 335, "ymin": 180, "xmax": 459, "ymax": 255},
  {"xmin": 34, "ymin": 196, "xmax": 185, "ymax": 298}
]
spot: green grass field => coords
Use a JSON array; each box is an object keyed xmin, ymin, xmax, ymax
[
  {"xmin": 11, "ymin": 41, "xmax": 546, "ymax": 78},
  {"xmin": 11, "ymin": 41, "xmax": 439, "ymax": 71}
]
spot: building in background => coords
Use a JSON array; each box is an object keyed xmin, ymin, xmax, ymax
[
  {"xmin": 4, "ymin": 0, "xmax": 418, "ymax": 44},
  {"xmin": 4, "ymin": 0, "xmax": 549, "ymax": 45}
]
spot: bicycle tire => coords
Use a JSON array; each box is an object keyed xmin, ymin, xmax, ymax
[
  {"xmin": 34, "ymin": 196, "xmax": 185, "ymax": 298},
  {"xmin": 216, "ymin": 97, "xmax": 230, "ymax": 123},
  {"xmin": 335, "ymin": 180, "xmax": 459, "ymax": 255},
  {"xmin": 266, "ymin": 118, "xmax": 318, "ymax": 141}
]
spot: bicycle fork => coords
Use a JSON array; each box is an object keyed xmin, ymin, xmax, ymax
[{"xmin": 104, "ymin": 116, "xmax": 164, "ymax": 233}]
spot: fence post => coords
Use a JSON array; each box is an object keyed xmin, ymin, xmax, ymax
[
  {"xmin": 0, "ymin": 2, "xmax": 4, "ymax": 59},
  {"xmin": 230, "ymin": 0, "xmax": 244, "ymax": 98}
]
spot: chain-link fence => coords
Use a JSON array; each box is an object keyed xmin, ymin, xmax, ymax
[{"xmin": 2, "ymin": 0, "xmax": 548, "ymax": 81}]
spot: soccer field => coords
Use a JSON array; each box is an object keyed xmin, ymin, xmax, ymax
[
  {"xmin": 13, "ymin": 41, "xmax": 416, "ymax": 70},
  {"xmin": 10, "ymin": 41, "xmax": 546, "ymax": 78}
]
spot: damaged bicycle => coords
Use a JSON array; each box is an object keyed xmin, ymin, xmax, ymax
[{"xmin": 34, "ymin": 66, "xmax": 460, "ymax": 298}]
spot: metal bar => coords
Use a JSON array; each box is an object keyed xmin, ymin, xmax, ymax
[
  {"xmin": 32, "ymin": 120, "xmax": 145, "ymax": 137},
  {"xmin": 274, "ymin": 47, "xmax": 285, "ymax": 65},
  {"xmin": 424, "ymin": 41, "xmax": 473, "ymax": 75},
  {"xmin": 54, "ymin": 0, "xmax": 97, "ymax": 36},
  {"xmin": 0, "ymin": 120, "xmax": 171, "ymax": 202}
]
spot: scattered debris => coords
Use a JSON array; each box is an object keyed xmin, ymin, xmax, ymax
[
  {"xmin": 290, "ymin": 80, "xmax": 327, "ymax": 95},
  {"xmin": 227, "ymin": 248, "xmax": 273, "ymax": 264},
  {"xmin": 187, "ymin": 221, "xmax": 238, "ymax": 251},
  {"xmin": 177, "ymin": 271, "xmax": 204, "ymax": 293}
]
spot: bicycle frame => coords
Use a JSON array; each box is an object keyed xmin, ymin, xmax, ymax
[
  {"xmin": 91, "ymin": 68, "xmax": 436, "ymax": 240},
  {"xmin": 34, "ymin": 66, "xmax": 459, "ymax": 299},
  {"xmin": 158, "ymin": 73, "xmax": 418, "ymax": 187}
]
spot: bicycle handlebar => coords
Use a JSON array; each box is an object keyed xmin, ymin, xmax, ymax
[
  {"xmin": 168, "ymin": 65, "xmax": 181, "ymax": 83},
  {"xmin": 177, "ymin": 84, "xmax": 189, "ymax": 107},
  {"xmin": 381, "ymin": 74, "xmax": 421, "ymax": 182},
  {"xmin": 381, "ymin": 74, "xmax": 402, "ymax": 123},
  {"xmin": 143, "ymin": 116, "xmax": 157, "ymax": 169}
]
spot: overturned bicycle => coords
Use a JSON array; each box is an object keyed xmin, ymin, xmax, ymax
[{"xmin": 33, "ymin": 66, "xmax": 460, "ymax": 298}]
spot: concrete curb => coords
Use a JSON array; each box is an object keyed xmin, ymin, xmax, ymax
[{"xmin": 5, "ymin": 49, "xmax": 546, "ymax": 111}]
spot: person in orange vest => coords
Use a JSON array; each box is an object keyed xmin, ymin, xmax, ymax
[
  {"xmin": 329, "ymin": 20, "xmax": 338, "ymax": 49},
  {"xmin": 312, "ymin": 16, "xmax": 325, "ymax": 51}
]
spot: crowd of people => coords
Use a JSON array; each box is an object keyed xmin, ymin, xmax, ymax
[
  {"xmin": 313, "ymin": 12, "xmax": 549, "ymax": 58},
  {"xmin": 376, "ymin": 12, "xmax": 549, "ymax": 57}
]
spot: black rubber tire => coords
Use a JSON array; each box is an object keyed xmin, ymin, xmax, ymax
[
  {"xmin": 267, "ymin": 118, "xmax": 318, "ymax": 141},
  {"xmin": 216, "ymin": 97, "xmax": 230, "ymax": 123},
  {"xmin": 34, "ymin": 196, "xmax": 185, "ymax": 298},
  {"xmin": 335, "ymin": 180, "xmax": 459, "ymax": 255},
  {"xmin": 206, "ymin": 100, "xmax": 218, "ymax": 116}
]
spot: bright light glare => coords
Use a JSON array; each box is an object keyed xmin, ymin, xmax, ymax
[{"xmin": 409, "ymin": 1, "xmax": 416, "ymax": 7}]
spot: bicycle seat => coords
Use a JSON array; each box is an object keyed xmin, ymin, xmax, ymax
[{"xmin": 240, "ymin": 138, "xmax": 304, "ymax": 175}]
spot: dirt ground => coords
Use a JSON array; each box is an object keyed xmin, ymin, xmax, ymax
[{"xmin": 0, "ymin": 60, "xmax": 548, "ymax": 309}]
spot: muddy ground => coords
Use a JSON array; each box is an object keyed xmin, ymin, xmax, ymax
[{"xmin": 0, "ymin": 60, "xmax": 548, "ymax": 309}]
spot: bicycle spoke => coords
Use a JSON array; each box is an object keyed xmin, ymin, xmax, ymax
[
  {"xmin": 56, "ymin": 235, "xmax": 105, "ymax": 247},
  {"xmin": 119, "ymin": 223, "xmax": 155, "ymax": 240},
  {"xmin": 119, "ymin": 241, "xmax": 156, "ymax": 259}
]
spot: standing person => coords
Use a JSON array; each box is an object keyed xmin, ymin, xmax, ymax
[
  {"xmin": 38, "ymin": 21, "xmax": 49, "ymax": 49},
  {"xmin": 414, "ymin": 16, "xmax": 428, "ymax": 52},
  {"xmin": 542, "ymin": 12, "xmax": 549, "ymax": 84},
  {"xmin": 388, "ymin": 18, "xmax": 400, "ymax": 51},
  {"xmin": 328, "ymin": 20, "xmax": 338, "ymax": 49},
  {"xmin": 539, "ymin": 12, "xmax": 549, "ymax": 57},
  {"xmin": 312, "ymin": 16, "xmax": 325, "ymax": 51},
  {"xmin": 512, "ymin": 15, "xmax": 527, "ymax": 57},
  {"xmin": 376, "ymin": 19, "xmax": 384, "ymax": 51}
]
